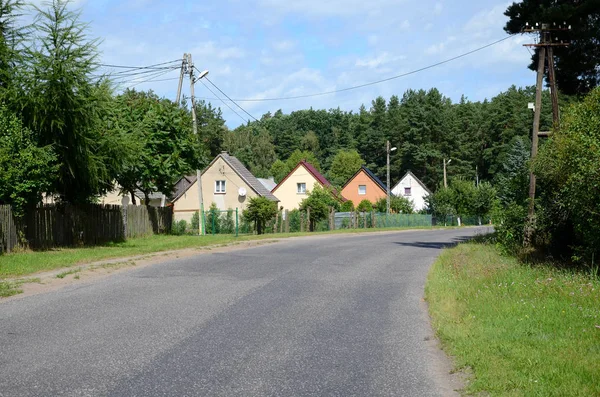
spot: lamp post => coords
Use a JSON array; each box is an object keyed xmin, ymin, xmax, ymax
[
  {"xmin": 386, "ymin": 141, "xmax": 397, "ymax": 214},
  {"xmin": 188, "ymin": 58, "xmax": 209, "ymax": 235},
  {"xmin": 443, "ymin": 158, "xmax": 451, "ymax": 188}
]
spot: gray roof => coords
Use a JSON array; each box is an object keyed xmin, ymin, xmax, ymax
[
  {"xmin": 171, "ymin": 175, "xmax": 197, "ymax": 201},
  {"xmin": 257, "ymin": 177, "xmax": 277, "ymax": 192},
  {"xmin": 219, "ymin": 153, "xmax": 279, "ymax": 201}
]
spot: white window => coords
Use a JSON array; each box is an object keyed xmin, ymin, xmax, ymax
[
  {"xmin": 297, "ymin": 183, "xmax": 306, "ymax": 194},
  {"xmin": 215, "ymin": 180, "xmax": 226, "ymax": 193},
  {"xmin": 404, "ymin": 187, "xmax": 411, "ymax": 196},
  {"xmin": 358, "ymin": 185, "xmax": 367, "ymax": 195}
]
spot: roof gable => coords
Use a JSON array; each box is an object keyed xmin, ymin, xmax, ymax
[
  {"xmin": 272, "ymin": 161, "xmax": 332, "ymax": 193},
  {"xmin": 342, "ymin": 166, "xmax": 387, "ymax": 193},
  {"xmin": 171, "ymin": 153, "xmax": 279, "ymax": 203},
  {"xmin": 392, "ymin": 170, "xmax": 432, "ymax": 195}
]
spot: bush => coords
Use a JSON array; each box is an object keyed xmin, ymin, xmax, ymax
[
  {"xmin": 221, "ymin": 209, "xmax": 235, "ymax": 234},
  {"xmin": 356, "ymin": 199, "xmax": 373, "ymax": 212},
  {"xmin": 340, "ymin": 200, "xmax": 354, "ymax": 212},
  {"xmin": 206, "ymin": 203, "xmax": 221, "ymax": 234},
  {"xmin": 288, "ymin": 209, "xmax": 301, "ymax": 232},
  {"xmin": 191, "ymin": 211, "xmax": 200, "ymax": 232},
  {"xmin": 243, "ymin": 196, "xmax": 277, "ymax": 234},
  {"xmin": 171, "ymin": 219, "xmax": 188, "ymax": 235},
  {"xmin": 374, "ymin": 196, "xmax": 414, "ymax": 214}
]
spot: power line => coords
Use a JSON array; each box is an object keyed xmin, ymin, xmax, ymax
[
  {"xmin": 119, "ymin": 68, "xmax": 180, "ymax": 88},
  {"xmin": 203, "ymin": 35, "xmax": 517, "ymax": 102},
  {"xmin": 200, "ymin": 73, "xmax": 258, "ymax": 121},
  {"xmin": 198, "ymin": 79, "xmax": 248, "ymax": 123},
  {"xmin": 94, "ymin": 59, "xmax": 182, "ymax": 70}
]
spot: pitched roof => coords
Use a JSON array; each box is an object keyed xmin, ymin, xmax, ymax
[
  {"xmin": 342, "ymin": 166, "xmax": 387, "ymax": 192},
  {"xmin": 220, "ymin": 153, "xmax": 279, "ymax": 201},
  {"xmin": 171, "ymin": 174, "xmax": 197, "ymax": 202},
  {"xmin": 257, "ymin": 177, "xmax": 277, "ymax": 192},
  {"xmin": 392, "ymin": 170, "xmax": 432, "ymax": 195},
  {"xmin": 271, "ymin": 160, "xmax": 332, "ymax": 193},
  {"xmin": 171, "ymin": 153, "xmax": 279, "ymax": 203}
]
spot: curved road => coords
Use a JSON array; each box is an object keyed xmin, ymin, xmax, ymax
[{"xmin": 0, "ymin": 227, "xmax": 489, "ymax": 396}]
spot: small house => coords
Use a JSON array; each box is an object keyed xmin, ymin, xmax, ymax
[
  {"xmin": 391, "ymin": 171, "xmax": 432, "ymax": 212},
  {"xmin": 271, "ymin": 161, "xmax": 338, "ymax": 210},
  {"xmin": 171, "ymin": 152, "xmax": 279, "ymax": 222},
  {"xmin": 340, "ymin": 166, "xmax": 387, "ymax": 208}
]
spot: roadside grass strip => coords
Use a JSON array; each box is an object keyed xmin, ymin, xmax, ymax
[
  {"xmin": 0, "ymin": 226, "xmax": 439, "ymax": 280},
  {"xmin": 426, "ymin": 243, "xmax": 600, "ymax": 396}
]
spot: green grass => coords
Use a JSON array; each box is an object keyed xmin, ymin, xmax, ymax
[
  {"xmin": 0, "ymin": 278, "xmax": 40, "ymax": 298},
  {"xmin": 56, "ymin": 268, "xmax": 82, "ymax": 279},
  {"xmin": 0, "ymin": 226, "xmax": 439, "ymax": 279},
  {"xmin": 426, "ymin": 243, "xmax": 600, "ymax": 396}
]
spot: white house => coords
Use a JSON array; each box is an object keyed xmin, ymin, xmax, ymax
[{"xmin": 391, "ymin": 171, "xmax": 432, "ymax": 212}]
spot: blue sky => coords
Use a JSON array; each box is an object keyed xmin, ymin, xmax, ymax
[{"xmin": 28, "ymin": 0, "xmax": 535, "ymax": 127}]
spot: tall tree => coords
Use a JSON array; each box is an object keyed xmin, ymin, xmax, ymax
[
  {"xmin": 0, "ymin": 0, "xmax": 25, "ymax": 101},
  {"xmin": 505, "ymin": 0, "xmax": 600, "ymax": 95},
  {"xmin": 21, "ymin": 0, "xmax": 114, "ymax": 203},
  {"xmin": 328, "ymin": 149, "xmax": 365, "ymax": 187},
  {"xmin": 111, "ymin": 90, "xmax": 203, "ymax": 203}
]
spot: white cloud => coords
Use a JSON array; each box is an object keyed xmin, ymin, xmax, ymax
[
  {"xmin": 434, "ymin": 2, "xmax": 443, "ymax": 15},
  {"xmin": 257, "ymin": 0, "xmax": 406, "ymax": 18},
  {"xmin": 355, "ymin": 52, "xmax": 406, "ymax": 69}
]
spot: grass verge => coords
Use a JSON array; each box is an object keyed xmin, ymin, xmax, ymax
[
  {"xmin": 0, "ymin": 226, "xmax": 438, "ymax": 279},
  {"xmin": 426, "ymin": 242, "xmax": 600, "ymax": 396}
]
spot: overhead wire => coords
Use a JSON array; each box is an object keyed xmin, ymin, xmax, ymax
[
  {"xmin": 197, "ymin": 71, "xmax": 258, "ymax": 121},
  {"xmin": 125, "ymin": 68, "xmax": 180, "ymax": 88},
  {"xmin": 197, "ymin": 78, "xmax": 248, "ymax": 123},
  {"xmin": 199, "ymin": 35, "xmax": 517, "ymax": 102}
]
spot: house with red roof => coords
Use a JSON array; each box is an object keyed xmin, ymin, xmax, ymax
[{"xmin": 272, "ymin": 161, "xmax": 340, "ymax": 210}]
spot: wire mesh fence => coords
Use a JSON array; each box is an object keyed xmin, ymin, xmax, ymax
[{"xmin": 173, "ymin": 208, "xmax": 435, "ymax": 236}]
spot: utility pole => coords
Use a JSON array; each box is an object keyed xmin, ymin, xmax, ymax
[
  {"xmin": 187, "ymin": 53, "xmax": 209, "ymax": 236},
  {"xmin": 386, "ymin": 141, "xmax": 391, "ymax": 214},
  {"xmin": 523, "ymin": 22, "xmax": 570, "ymax": 242},
  {"xmin": 443, "ymin": 158, "xmax": 451, "ymax": 188},
  {"xmin": 176, "ymin": 55, "xmax": 186, "ymax": 104},
  {"xmin": 386, "ymin": 141, "xmax": 396, "ymax": 214}
]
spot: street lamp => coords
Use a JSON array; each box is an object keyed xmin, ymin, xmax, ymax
[
  {"xmin": 443, "ymin": 158, "xmax": 451, "ymax": 188},
  {"xmin": 386, "ymin": 141, "xmax": 397, "ymax": 214}
]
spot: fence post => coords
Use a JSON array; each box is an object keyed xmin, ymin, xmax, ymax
[
  {"xmin": 371, "ymin": 210, "xmax": 376, "ymax": 228},
  {"xmin": 274, "ymin": 211, "xmax": 279, "ymax": 234},
  {"xmin": 306, "ymin": 207, "xmax": 311, "ymax": 232},
  {"xmin": 300, "ymin": 211, "xmax": 304, "ymax": 232},
  {"xmin": 235, "ymin": 208, "xmax": 239, "ymax": 237},
  {"xmin": 363, "ymin": 212, "xmax": 367, "ymax": 229}
]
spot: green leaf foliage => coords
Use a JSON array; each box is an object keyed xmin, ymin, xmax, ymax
[
  {"xmin": 242, "ymin": 196, "xmax": 277, "ymax": 234},
  {"xmin": 0, "ymin": 107, "xmax": 58, "ymax": 216},
  {"xmin": 328, "ymin": 149, "xmax": 365, "ymax": 187}
]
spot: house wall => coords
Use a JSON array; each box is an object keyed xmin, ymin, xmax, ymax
[
  {"xmin": 391, "ymin": 175, "xmax": 430, "ymax": 211},
  {"xmin": 173, "ymin": 157, "xmax": 258, "ymax": 222},
  {"xmin": 273, "ymin": 165, "xmax": 320, "ymax": 210},
  {"xmin": 341, "ymin": 170, "xmax": 387, "ymax": 207}
]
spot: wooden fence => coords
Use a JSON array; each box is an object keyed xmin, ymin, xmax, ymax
[{"xmin": 0, "ymin": 204, "xmax": 173, "ymax": 253}]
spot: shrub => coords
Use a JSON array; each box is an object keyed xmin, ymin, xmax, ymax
[
  {"xmin": 356, "ymin": 199, "xmax": 373, "ymax": 212},
  {"xmin": 171, "ymin": 219, "xmax": 188, "ymax": 235}
]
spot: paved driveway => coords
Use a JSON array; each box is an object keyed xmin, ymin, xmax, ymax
[{"xmin": 0, "ymin": 227, "xmax": 490, "ymax": 396}]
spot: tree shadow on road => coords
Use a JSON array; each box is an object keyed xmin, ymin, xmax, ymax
[{"xmin": 393, "ymin": 237, "xmax": 472, "ymax": 250}]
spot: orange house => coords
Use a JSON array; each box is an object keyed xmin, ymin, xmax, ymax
[{"xmin": 341, "ymin": 166, "xmax": 387, "ymax": 207}]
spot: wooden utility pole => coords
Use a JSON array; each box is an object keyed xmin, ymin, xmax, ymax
[
  {"xmin": 187, "ymin": 53, "xmax": 206, "ymax": 236},
  {"xmin": 443, "ymin": 158, "xmax": 450, "ymax": 188},
  {"xmin": 523, "ymin": 23, "xmax": 570, "ymax": 242}
]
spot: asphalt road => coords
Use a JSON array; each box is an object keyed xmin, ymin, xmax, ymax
[{"xmin": 0, "ymin": 227, "xmax": 490, "ymax": 396}]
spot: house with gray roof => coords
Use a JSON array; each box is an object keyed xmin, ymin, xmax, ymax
[{"xmin": 171, "ymin": 152, "xmax": 279, "ymax": 222}]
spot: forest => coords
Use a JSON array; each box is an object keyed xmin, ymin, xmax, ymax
[{"xmin": 1, "ymin": 0, "xmax": 599, "ymax": 264}]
